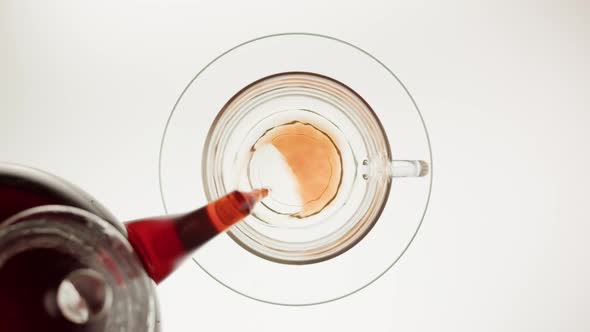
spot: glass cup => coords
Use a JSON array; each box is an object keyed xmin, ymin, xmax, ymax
[
  {"xmin": 203, "ymin": 72, "xmax": 428, "ymax": 265},
  {"xmin": 159, "ymin": 33, "xmax": 432, "ymax": 305}
]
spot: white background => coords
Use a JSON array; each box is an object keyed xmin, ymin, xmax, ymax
[{"xmin": 1, "ymin": 0, "xmax": 589, "ymax": 331}]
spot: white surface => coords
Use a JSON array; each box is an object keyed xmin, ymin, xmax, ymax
[{"xmin": 1, "ymin": 0, "xmax": 589, "ymax": 331}]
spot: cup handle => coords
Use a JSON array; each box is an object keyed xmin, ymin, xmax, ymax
[{"xmin": 390, "ymin": 160, "xmax": 429, "ymax": 178}]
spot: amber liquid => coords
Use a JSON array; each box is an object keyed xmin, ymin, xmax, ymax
[{"xmin": 252, "ymin": 121, "xmax": 342, "ymax": 217}]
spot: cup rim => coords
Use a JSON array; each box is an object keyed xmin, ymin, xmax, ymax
[{"xmin": 202, "ymin": 71, "xmax": 393, "ymax": 265}]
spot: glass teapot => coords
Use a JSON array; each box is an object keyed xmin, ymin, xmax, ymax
[
  {"xmin": 0, "ymin": 163, "xmax": 265, "ymax": 332},
  {"xmin": 0, "ymin": 163, "xmax": 159, "ymax": 332}
]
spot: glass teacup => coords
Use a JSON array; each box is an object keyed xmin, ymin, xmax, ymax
[{"xmin": 159, "ymin": 33, "xmax": 432, "ymax": 305}]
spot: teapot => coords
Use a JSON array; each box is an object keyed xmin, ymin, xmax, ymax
[{"xmin": 0, "ymin": 163, "xmax": 265, "ymax": 332}]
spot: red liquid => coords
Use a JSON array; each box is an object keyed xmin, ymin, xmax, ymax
[
  {"xmin": 0, "ymin": 175, "xmax": 81, "ymax": 223},
  {"xmin": 125, "ymin": 189, "xmax": 268, "ymax": 283},
  {"xmin": 0, "ymin": 248, "xmax": 104, "ymax": 332},
  {"xmin": 0, "ymin": 168, "xmax": 117, "ymax": 227}
]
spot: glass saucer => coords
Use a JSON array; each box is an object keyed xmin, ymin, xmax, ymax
[{"xmin": 159, "ymin": 33, "xmax": 432, "ymax": 306}]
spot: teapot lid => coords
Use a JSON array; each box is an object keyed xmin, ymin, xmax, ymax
[{"xmin": 0, "ymin": 206, "xmax": 157, "ymax": 332}]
